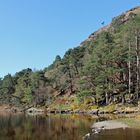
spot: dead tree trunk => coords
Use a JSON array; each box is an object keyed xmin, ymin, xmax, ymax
[
  {"xmin": 128, "ymin": 41, "xmax": 131, "ymax": 96},
  {"xmin": 135, "ymin": 31, "xmax": 140, "ymax": 101}
]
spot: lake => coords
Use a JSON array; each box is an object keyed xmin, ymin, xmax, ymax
[{"xmin": 0, "ymin": 113, "xmax": 140, "ymax": 140}]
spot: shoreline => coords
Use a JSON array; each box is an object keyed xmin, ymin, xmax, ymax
[{"xmin": 0, "ymin": 104, "xmax": 140, "ymax": 116}]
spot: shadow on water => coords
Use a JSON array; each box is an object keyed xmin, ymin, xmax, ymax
[{"xmin": 0, "ymin": 113, "xmax": 140, "ymax": 140}]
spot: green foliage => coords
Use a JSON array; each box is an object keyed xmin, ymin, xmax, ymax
[
  {"xmin": 77, "ymin": 90, "xmax": 93, "ymax": 103},
  {"xmin": 0, "ymin": 7, "xmax": 140, "ymax": 108}
]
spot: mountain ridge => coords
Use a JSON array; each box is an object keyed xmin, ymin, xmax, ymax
[{"xmin": 80, "ymin": 6, "xmax": 140, "ymax": 46}]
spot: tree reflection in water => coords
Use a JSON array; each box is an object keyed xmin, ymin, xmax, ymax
[
  {"xmin": 1, "ymin": 114, "xmax": 140, "ymax": 140},
  {"xmin": 0, "ymin": 114, "xmax": 92, "ymax": 140}
]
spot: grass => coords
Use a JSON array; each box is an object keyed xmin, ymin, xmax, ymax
[
  {"xmin": 99, "ymin": 104, "xmax": 116, "ymax": 113},
  {"xmin": 118, "ymin": 116, "xmax": 140, "ymax": 129}
]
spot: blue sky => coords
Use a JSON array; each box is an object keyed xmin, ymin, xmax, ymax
[{"xmin": 0, "ymin": 0, "xmax": 139, "ymax": 77}]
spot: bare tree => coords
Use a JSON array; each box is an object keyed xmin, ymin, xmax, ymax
[{"xmin": 135, "ymin": 30, "xmax": 140, "ymax": 101}]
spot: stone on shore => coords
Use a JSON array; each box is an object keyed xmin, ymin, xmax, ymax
[{"xmin": 26, "ymin": 107, "xmax": 44, "ymax": 114}]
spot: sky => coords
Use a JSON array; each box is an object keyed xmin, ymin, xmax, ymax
[{"xmin": 0, "ymin": 0, "xmax": 139, "ymax": 77}]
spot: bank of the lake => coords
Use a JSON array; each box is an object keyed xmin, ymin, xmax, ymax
[{"xmin": 1, "ymin": 103, "xmax": 140, "ymax": 116}]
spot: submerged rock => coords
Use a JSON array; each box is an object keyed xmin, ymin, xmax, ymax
[
  {"xmin": 83, "ymin": 120, "xmax": 129, "ymax": 140},
  {"xmin": 92, "ymin": 120, "xmax": 129, "ymax": 130},
  {"xmin": 82, "ymin": 133, "xmax": 91, "ymax": 140}
]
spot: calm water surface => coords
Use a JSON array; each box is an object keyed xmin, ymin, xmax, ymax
[
  {"xmin": 90, "ymin": 128, "xmax": 140, "ymax": 140},
  {"xmin": 0, "ymin": 113, "xmax": 140, "ymax": 140}
]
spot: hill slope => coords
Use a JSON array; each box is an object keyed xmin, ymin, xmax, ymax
[{"xmin": 0, "ymin": 6, "xmax": 140, "ymax": 111}]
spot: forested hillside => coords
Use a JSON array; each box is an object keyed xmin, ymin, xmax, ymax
[{"xmin": 0, "ymin": 7, "xmax": 140, "ymax": 110}]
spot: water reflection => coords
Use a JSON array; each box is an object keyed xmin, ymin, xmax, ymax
[
  {"xmin": 89, "ymin": 128, "xmax": 140, "ymax": 140},
  {"xmin": 0, "ymin": 113, "xmax": 93, "ymax": 140},
  {"xmin": 0, "ymin": 113, "xmax": 140, "ymax": 140}
]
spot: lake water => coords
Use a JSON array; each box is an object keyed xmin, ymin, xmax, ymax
[
  {"xmin": 90, "ymin": 128, "xmax": 140, "ymax": 140},
  {"xmin": 0, "ymin": 113, "xmax": 140, "ymax": 140}
]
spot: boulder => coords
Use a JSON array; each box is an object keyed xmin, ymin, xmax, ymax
[{"xmin": 26, "ymin": 107, "xmax": 44, "ymax": 114}]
